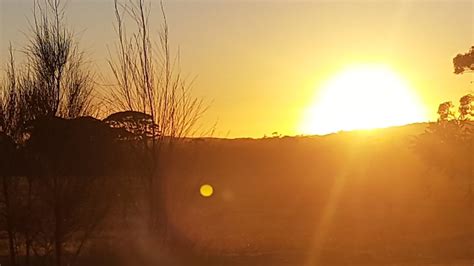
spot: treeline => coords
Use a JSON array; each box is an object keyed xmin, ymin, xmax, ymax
[
  {"xmin": 0, "ymin": 0, "xmax": 204, "ymax": 265},
  {"xmin": 414, "ymin": 94, "xmax": 473, "ymax": 198},
  {"xmin": 415, "ymin": 48, "xmax": 473, "ymax": 197}
]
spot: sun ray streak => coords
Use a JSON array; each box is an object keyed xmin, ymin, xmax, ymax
[
  {"xmin": 305, "ymin": 139, "xmax": 362, "ymax": 265},
  {"xmin": 305, "ymin": 171, "xmax": 348, "ymax": 266}
]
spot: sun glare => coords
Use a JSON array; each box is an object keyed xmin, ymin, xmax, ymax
[{"xmin": 300, "ymin": 64, "xmax": 427, "ymax": 135}]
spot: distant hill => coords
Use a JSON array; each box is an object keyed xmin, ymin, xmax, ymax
[{"xmin": 189, "ymin": 122, "xmax": 431, "ymax": 142}]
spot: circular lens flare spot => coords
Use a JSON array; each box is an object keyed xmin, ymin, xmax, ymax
[{"xmin": 200, "ymin": 184, "xmax": 214, "ymax": 197}]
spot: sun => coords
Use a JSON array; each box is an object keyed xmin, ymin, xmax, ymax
[{"xmin": 300, "ymin": 64, "xmax": 427, "ymax": 135}]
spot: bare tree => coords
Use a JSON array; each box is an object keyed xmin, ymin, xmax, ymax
[
  {"xmin": 1, "ymin": 46, "xmax": 24, "ymax": 139},
  {"xmin": 24, "ymin": 0, "xmax": 94, "ymax": 120},
  {"xmin": 24, "ymin": 1, "xmax": 97, "ymax": 265},
  {"xmin": 1, "ymin": 1, "xmax": 97, "ymax": 265},
  {"xmin": 108, "ymin": 0, "xmax": 206, "ymax": 244},
  {"xmin": 0, "ymin": 45, "xmax": 25, "ymax": 266}
]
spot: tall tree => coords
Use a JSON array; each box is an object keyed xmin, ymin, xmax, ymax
[
  {"xmin": 415, "ymin": 47, "xmax": 474, "ymax": 207},
  {"xmin": 0, "ymin": 45, "xmax": 28, "ymax": 266},
  {"xmin": 108, "ymin": 0, "xmax": 206, "ymax": 245},
  {"xmin": 24, "ymin": 0, "xmax": 94, "ymax": 119},
  {"xmin": 1, "ymin": 1, "xmax": 97, "ymax": 265},
  {"xmin": 24, "ymin": 1, "xmax": 96, "ymax": 264},
  {"xmin": 415, "ymin": 94, "xmax": 473, "ymax": 203}
]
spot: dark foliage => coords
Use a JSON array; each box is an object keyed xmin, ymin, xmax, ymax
[
  {"xmin": 453, "ymin": 46, "xmax": 474, "ymax": 74},
  {"xmin": 414, "ymin": 95, "xmax": 473, "ymax": 198},
  {"xmin": 0, "ymin": 112, "xmax": 158, "ymax": 266},
  {"xmin": 103, "ymin": 111, "xmax": 160, "ymax": 141}
]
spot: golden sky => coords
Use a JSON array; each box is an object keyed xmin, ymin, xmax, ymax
[{"xmin": 1, "ymin": 0, "xmax": 473, "ymax": 137}]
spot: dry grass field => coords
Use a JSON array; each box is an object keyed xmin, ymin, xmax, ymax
[{"xmin": 106, "ymin": 123, "xmax": 471, "ymax": 266}]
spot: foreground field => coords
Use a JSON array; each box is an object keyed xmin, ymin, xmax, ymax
[
  {"xmin": 2, "ymin": 123, "xmax": 472, "ymax": 265},
  {"xmin": 144, "ymin": 124, "xmax": 473, "ymax": 265}
]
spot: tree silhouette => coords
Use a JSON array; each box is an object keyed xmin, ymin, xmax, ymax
[
  {"xmin": 437, "ymin": 101, "xmax": 456, "ymax": 122},
  {"xmin": 453, "ymin": 46, "xmax": 474, "ymax": 74},
  {"xmin": 458, "ymin": 94, "xmax": 473, "ymax": 120},
  {"xmin": 103, "ymin": 111, "xmax": 160, "ymax": 141},
  {"xmin": 0, "ymin": 133, "xmax": 20, "ymax": 265},
  {"xmin": 23, "ymin": 116, "xmax": 121, "ymax": 266},
  {"xmin": 108, "ymin": 0, "xmax": 206, "ymax": 245},
  {"xmin": 416, "ymin": 94, "xmax": 473, "ymax": 202},
  {"xmin": 0, "ymin": 46, "xmax": 31, "ymax": 266},
  {"xmin": 0, "ymin": 45, "xmax": 27, "ymax": 141},
  {"xmin": 413, "ymin": 49, "xmax": 474, "ymax": 205},
  {"xmin": 0, "ymin": 1, "xmax": 97, "ymax": 264},
  {"xmin": 0, "ymin": 0, "xmax": 208, "ymax": 264},
  {"xmin": 23, "ymin": 0, "xmax": 94, "ymax": 119}
]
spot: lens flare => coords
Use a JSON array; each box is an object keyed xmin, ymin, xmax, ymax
[{"xmin": 200, "ymin": 184, "xmax": 214, "ymax": 197}]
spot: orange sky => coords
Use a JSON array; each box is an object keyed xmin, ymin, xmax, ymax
[{"xmin": 1, "ymin": 0, "xmax": 473, "ymax": 137}]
